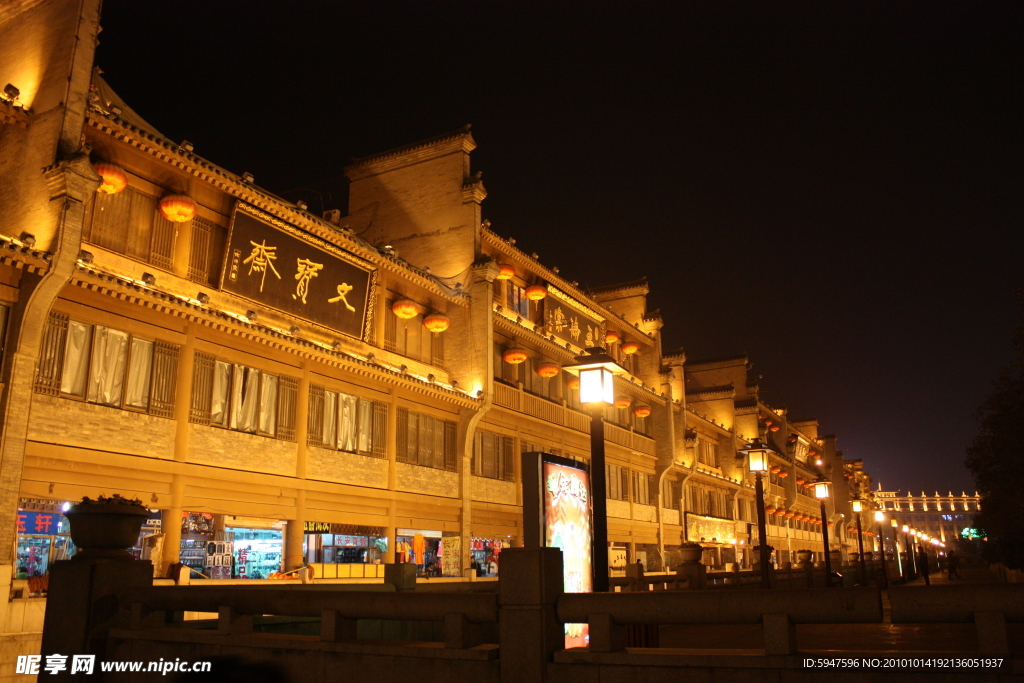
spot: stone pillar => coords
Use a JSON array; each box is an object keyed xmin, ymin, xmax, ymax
[
  {"xmin": 284, "ymin": 490, "xmax": 306, "ymax": 572},
  {"xmin": 383, "ymin": 525, "xmax": 396, "ymax": 564},
  {"xmin": 498, "ymin": 548, "xmax": 564, "ymax": 683},
  {"xmin": 41, "ymin": 556, "xmax": 153, "ymax": 682},
  {"xmin": 160, "ymin": 477, "xmax": 185, "ymax": 574},
  {"xmin": 213, "ymin": 514, "xmax": 226, "ymax": 533}
]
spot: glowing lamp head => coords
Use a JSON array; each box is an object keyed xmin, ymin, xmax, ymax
[
  {"xmin": 562, "ymin": 348, "xmax": 624, "ymax": 406},
  {"xmin": 812, "ymin": 479, "xmax": 831, "ymax": 500},
  {"xmin": 741, "ymin": 437, "xmax": 773, "ymax": 473},
  {"xmin": 902, "ymin": 525, "xmax": 910, "ymax": 533},
  {"xmin": 890, "ymin": 518, "xmax": 899, "ymax": 528},
  {"xmin": 851, "ymin": 500, "xmax": 863, "ymax": 513},
  {"xmin": 874, "ymin": 511, "xmax": 885, "ymax": 523}
]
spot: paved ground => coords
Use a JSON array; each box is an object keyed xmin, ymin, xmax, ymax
[{"xmin": 658, "ymin": 561, "xmax": 1023, "ymax": 655}]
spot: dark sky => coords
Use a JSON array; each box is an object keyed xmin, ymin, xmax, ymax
[{"xmin": 95, "ymin": 1, "xmax": 1022, "ymax": 494}]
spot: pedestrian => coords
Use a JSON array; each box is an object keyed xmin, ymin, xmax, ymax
[
  {"xmin": 918, "ymin": 548, "xmax": 930, "ymax": 586},
  {"xmin": 947, "ymin": 550, "xmax": 961, "ymax": 579}
]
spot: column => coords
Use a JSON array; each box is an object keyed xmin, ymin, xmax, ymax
[
  {"xmin": 284, "ymin": 490, "xmax": 306, "ymax": 572},
  {"xmin": 160, "ymin": 476, "xmax": 185, "ymax": 574}
]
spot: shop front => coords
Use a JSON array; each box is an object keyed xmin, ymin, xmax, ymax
[
  {"xmin": 303, "ymin": 523, "xmax": 387, "ymax": 566},
  {"xmin": 397, "ymin": 528, "xmax": 451, "ymax": 576},
  {"xmin": 226, "ymin": 517, "xmax": 284, "ymax": 580},
  {"xmin": 469, "ymin": 537, "xmax": 511, "ymax": 577}
]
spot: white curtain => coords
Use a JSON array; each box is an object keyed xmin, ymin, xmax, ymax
[
  {"xmin": 323, "ymin": 391, "xmax": 338, "ymax": 447},
  {"xmin": 124, "ymin": 338, "xmax": 154, "ymax": 409},
  {"xmin": 87, "ymin": 326, "xmax": 129, "ymax": 406},
  {"xmin": 338, "ymin": 393, "xmax": 357, "ymax": 452},
  {"xmin": 258, "ymin": 374, "xmax": 278, "ymax": 436},
  {"xmin": 358, "ymin": 398, "xmax": 373, "ymax": 453},
  {"xmin": 60, "ymin": 321, "xmax": 93, "ymax": 396},
  {"xmin": 211, "ymin": 361, "xmax": 231, "ymax": 426},
  {"xmin": 230, "ymin": 365, "xmax": 260, "ymax": 433}
]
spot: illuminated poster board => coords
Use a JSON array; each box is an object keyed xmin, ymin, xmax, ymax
[
  {"xmin": 220, "ymin": 203, "xmax": 377, "ymax": 341},
  {"xmin": 534, "ymin": 454, "xmax": 592, "ymax": 648}
]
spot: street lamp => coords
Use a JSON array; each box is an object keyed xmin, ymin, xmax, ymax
[
  {"xmin": 812, "ymin": 478, "xmax": 833, "ymax": 587},
  {"xmin": 890, "ymin": 518, "xmax": 903, "ymax": 580},
  {"xmin": 902, "ymin": 524, "xmax": 917, "ymax": 577},
  {"xmin": 851, "ymin": 499, "xmax": 867, "ymax": 584},
  {"xmin": 563, "ymin": 347, "xmax": 626, "ymax": 593},
  {"xmin": 874, "ymin": 510, "xmax": 888, "ymax": 583},
  {"xmin": 741, "ymin": 437, "xmax": 773, "ymax": 589}
]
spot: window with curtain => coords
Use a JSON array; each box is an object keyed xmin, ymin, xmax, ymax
[
  {"xmin": 606, "ymin": 463, "xmax": 629, "ymax": 501},
  {"xmin": 505, "ymin": 284, "xmax": 530, "ymax": 319},
  {"xmin": 35, "ymin": 312, "xmax": 178, "ymax": 416},
  {"xmin": 473, "ymin": 430, "xmax": 515, "ymax": 482},
  {"xmin": 631, "ymin": 470, "xmax": 654, "ymax": 505},
  {"xmin": 306, "ymin": 385, "xmax": 388, "ymax": 458},
  {"xmin": 396, "ymin": 407, "xmax": 457, "ymax": 471},
  {"xmin": 189, "ymin": 353, "xmax": 297, "ymax": 440}
]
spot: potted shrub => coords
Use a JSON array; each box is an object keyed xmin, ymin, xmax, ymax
[
  {"xmin": 65, "ymin": 494, "xmax": 149, "ymax": 560},
  {"xmin": 677, "ymin": 542, "xmax": 704, "ymax": 564}
]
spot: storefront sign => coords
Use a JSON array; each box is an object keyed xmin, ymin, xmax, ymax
[
  {"xmin": 684, "ymin": 513, "xmax": 737, "ymax": 544},
  {"xmin": 334, "ymin": 535, "xmax": 368, "ymax": 548},
  {"xmin": 542, "ymin": 455, "xmax": 593, "ymax": 649},
  {"xmin": 441, "ymin": 536, "xmax": 461, "ymax": 576},
  {"xmin": 221, "ymin": 203, "xmax": 377, "ymax": 341},
  {"xmin": 16, "ymin": 511, "xmax": 62, "ymax": 535},
  {"xmin": 544, "ymin": 286, "xmax": 604, "ymax": 348},
  {"xmin": 304, "ymin": 521, "xmax": 331, "ymax": 533}
]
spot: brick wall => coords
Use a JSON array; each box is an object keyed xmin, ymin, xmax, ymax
[
  {"xmin": 395, "ymin": 462, "xmax": 458, "ymax": 498},
  {"xmin": 633, "ymin": 503, "xmax": 657, "ymax": 523},
  {"xmin": 188, "ymin": 425, "xmax": 296, "ymax": 476},
  {"xmin": 607, "ymin": 499, "xmax": 631, "ymax": 520},
  {"xmin": 28, "ymin": 394, "xmax": 175, "ymax": 458},
  {"xmin": 307, "ymin": 446, "xmax": 388, "ymax": 489}
]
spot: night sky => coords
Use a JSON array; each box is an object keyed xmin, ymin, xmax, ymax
[{"xmin": 95, "ymin": 1, "xmax": 1022, "ymax": 494}]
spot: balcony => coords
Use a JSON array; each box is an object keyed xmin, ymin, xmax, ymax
[{"xmin": 493, "ymin": 382, "xmax": 656, "ymax": 456}]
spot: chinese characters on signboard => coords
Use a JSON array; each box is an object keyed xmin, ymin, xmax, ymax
[
  {"xmin": 543, "ymin": 287, "xmax": 604, "ymax": 348},
  {"xmin": 543, "ymin": 457, "xmax": 593, "ymax": 649},
  {"xmin": 684, "ymin": 512, "xmax": 738, "ymax": 544},
  {"xmin": 221, "ymin": 204, "xmax": 376, "ymax": 341}
]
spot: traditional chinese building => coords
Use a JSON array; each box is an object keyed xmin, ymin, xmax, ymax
[
  {"xmin": 875, "ymin": 488, "xmax": 982, "ymax": 543},
  {"xmin": 0, "ymin": 1, "xmax": 900, "ymax": 660}
]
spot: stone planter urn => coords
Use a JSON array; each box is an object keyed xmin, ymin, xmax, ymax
[
  {"xmin": 829, "ymin": 551, "xmax": 843, "ymax": 566},
  {"xmin": 795, "ymin": 549, "xmax": 813, "ymax": 566},
  {"xmin": 677, "ymin": 544, "xmax": 704, "ymax": 564},
  {"xmin": 65, "ymin": 495, "xmax": 149, "ymax": 560}
]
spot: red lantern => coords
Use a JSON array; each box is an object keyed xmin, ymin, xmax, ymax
[
  {"xmin": 502, "ymin": 348, "xmax": 527, "ymax": 364},
  {"xmin": 496, "ymin": 264, "xmax": 515, "ymax": 280},
  {"xmin": 93, "ymin": 161, "xmax": 127, "ymax": 194},
  {"xmin": 764, "ymin": 505, "xmax": 777, "ymax": 515},
  {"xmin": 778, "ymin": 471, "xmax": 789, "ymax": 478},
  {"xmin": 525, "ymin": 285, "xmax": 547, "ymax": 301},
  {"xmin": 392, "ymin": 299, "xmax": 419, "ymax": 320},
  {"xmin": 796, "ymin": 478, "xmax": 806, "ymax": 485},
  {"xmin": 566, "ymin": 376, "xmax": 580, "ymax": 390},
  {"xmin": 784, "ymin": 511, "xmax": 795, "ymax": 518},
  {"xmin": 423, "ymin": 312, "xmax": 449, "ymax": 333},
  {"xmin": 614, "ymin": 396, "xmax": 632, "ymax": 409},
  {"xmin": 158, "ymin": 194, "xmax": 196, "ymax": 222},
  {"xmin": 535, "ymin": 362, "xmax": 560, "ymax": 378},
  {"xmin": 632, "ymin": 404, "xmax": 651, "ymax": 418},
  {"xmin": 828, "ymin": 522, "xmax": 835, "ymax": 528},
  {"xmin": 605, "ymin": 330, "xmax": 620, "ymax": 344},
  {"xmin": 620, "ymin": 341, "xmax": 639, "ymax": 355},
  {"xmin": 769, "ymin": 466, "xmax": 782, "ymax": 474},
  {"xmin": 770, "ymin": 425, "xmax": 780, "ymax": 432}
]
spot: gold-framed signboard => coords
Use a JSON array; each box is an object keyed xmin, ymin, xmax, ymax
[
  {"xmin": 544, "ymin": 286, "xmax": 605, "ymax": 348},
  {"xmin": 220, "ymin": 203, "xmax": 376, "ymax": 341},
  {"xmin": 684, "ymin": 512, "xmax": 737, "ymax": 545}
]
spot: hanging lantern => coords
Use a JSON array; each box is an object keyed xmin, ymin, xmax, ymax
[
  {"xmin": 784, "ymin": 510, "xmax": 796, "ymax": 518},
  {"xmin": 525, "ymin": 284, "xmax": 547, "ymax": 301},
  {"xmin": 770, "ymin": 425, "xmax": 780, "ymax": 432},
  {"xmin": 632, "ymin": 404, "xmax": 652, "ymax": 418},
  {"xmin": 502, "ymin": 347, "xmax": 528, "ymax": 364},
  {"xmin": 764, "ymin": 505, "xmax": 777, "ymax": 515},
  {"xmin": 93, "ymin": 161, "xmax": 128, "ymax": 194},
  {"xmin": 535, "ymin": 362, "xmax": 560, "ymax": 378},
  {"xmin": 620, "ymin": 341, "xmax": 639, "ymax": 355},
  {"xmin": 496, "ymin": 264, "xmax": 515, "ymax": 280},
  {"xmin": 787, "ymin": 434, "xmax": 798, "ymax": 443},
  {"xmin": 158, "ymin": 194, "xmax": 196, "ymax": 222},
  {"xmin": 614, "ymin": 396, "xmax": 632, "ymax": 409},
  {"xmin": 808, "ymin": 449, "xmax": 818, "ymax": 457},
  {"xmin": 774, "ymin": 508, "xmax": 786, "ymax": 516},
  {"xmin": 764, "ymin": 419, "xmax": 773, "ymax": 427},
  {"xmin": 423, "ymin": 312, "xmax": 450, "ymax": 333},
  {"xmin": 828, "ymin": 522, "xmax": 835, "ymax": 528},
  {"xmin": 769, "ymin": 466, "xmax": 782, "ymax": 474},
  {"xmin": 796, "ymin": 478, "xmax": 806, "ymax": 485},
  {"xmin": 392, "ymin": 299, "xmax": 419, "ymax": 320},
  {"xmin": 605, "ymin": 330, "xmax": 620, "ymax": 345},
  {"xmin": 565, "ymin": 376, "xmax": 580, "ymax": 391},
  {"xmin": 778, "ymin": 471, "xmax": 789, "ymax": 478}
]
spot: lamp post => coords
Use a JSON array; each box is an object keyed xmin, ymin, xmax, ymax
[
  {"xmin": 563, "ymin": 347, "xmax": 626, "ymax": 593},
  {"xmin": 890, "ymin": 518, "xmax": 903, "ymax": 581},
  {"xmin": 903, "ymin": 525, "xmax": 916, "ymax": 577},
  {"xmin": 874, "ymin": 510, "xmax": 888, "ymax": 582},
  {"xmin": 852, "ymin": 499, "xmax": 867, "ymax": 584},
  {"xmin": 812, "ymin": 478, "xmax": 833, "ymax": 588},
  {"xmin": 741, "ymin": 437, "xmax": 773, "ymax": 589}
]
